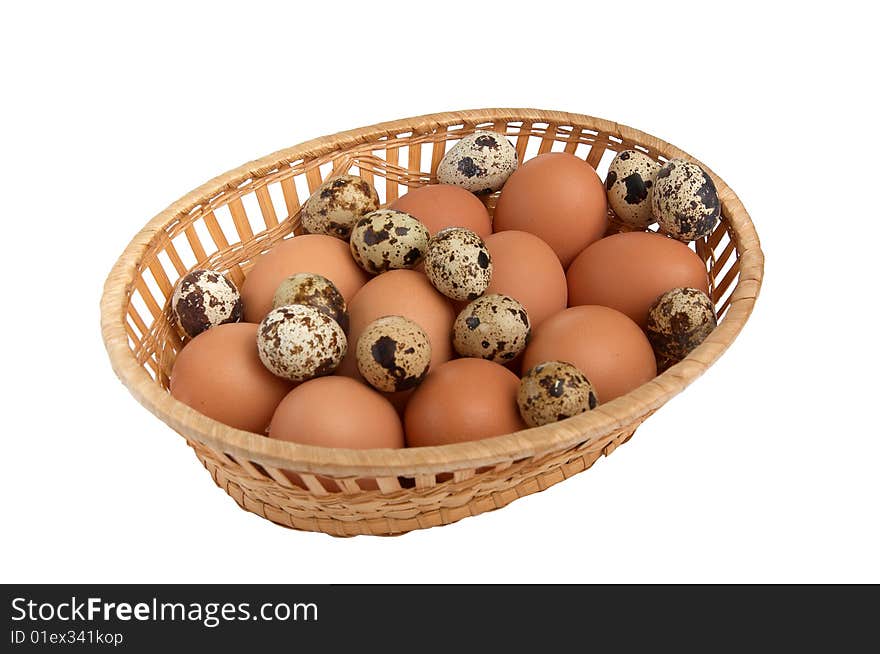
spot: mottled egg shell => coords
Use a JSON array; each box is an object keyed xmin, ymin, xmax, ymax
[
  {"xmin": 517, "ymin": 361, "xmax": 598, "ymax": 428},
  {"xmin": 652, "ymin": 159, "xmax": 721, "ymax": 242},
  {"xmin": 424, "ymin": 227, "xmax": 492, "ymax": 301},
  {"xmin": 272, "ymin": 272, "xmax": 348, "ymax": 332},
  {"xmin": 356, "ymin": 315, "xmax": 432, "ymax": 393},
  {"xmin": 349, "ymin": 209, "xmax": 430, "ymax": 274},
  {"xmin": 646, "ymin": 287, "xmax": 717, "ymax": 372},
  {"xmin": 453, "ymin": 294, "xmax": 530, "ymax": 363},
  {"xmin": 257, "ymin": 304, "xmax": 347, "ymax": 381},
  {"xmin": 171, "ymin": 269, "xmax": 242, "ymax": 339},
  {"xmin": 436, "ymin": 130, "xmax": 519, "ymax": 194},
  {"xmin": 300, "ymin": 174, "xmax": 380, "ymax": 240},
  {"xmin": 606, "ymin": 150, "xmax": 661, "ymax": 229}
]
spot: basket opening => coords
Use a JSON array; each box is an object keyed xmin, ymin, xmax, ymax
[{"xmin": 115, "ymin": 112, "xmax": 747, "ymax": 452}]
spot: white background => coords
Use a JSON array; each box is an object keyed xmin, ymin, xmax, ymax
[{"xmin": 2, "ymin": 1, "xmax": 877, "ymax": 583}]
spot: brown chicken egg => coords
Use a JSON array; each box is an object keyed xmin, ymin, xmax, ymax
[
  {"xmin": 338, "ymin": 269, "xmax": 456, "ymax": 385},
  {"xmin": 404, "ymin": 358, "xmax": 525, "ymax": 447},
  {"xmin": 522, "ymin": 305, "xmax": 657, "ymax": 403},
  {"xmin": 169, "ymin": 323, "xmax": 293, "ymax": 433},
  {"xmin": 389, "ymin": 184, "xmax": 492, "ymax": 237},
  {"xmin": 268, "ymin": 376, "xmax": 404, "ymax": 449},
  {"xmin": 566, "ymin": 231, "xmax": 709, "ymax": 329},
  {"xmin": 493, "ymin": 152, "xmax": 607, "ymax": 267},
  {"xmin": 483, "ymin": 230, "xmax": 567, "ymax": 328},
  {"xmin": 241, "ymin": 234, "xmax": 369, "ymax": 323}
]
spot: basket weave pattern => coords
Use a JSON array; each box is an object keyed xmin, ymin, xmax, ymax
[{"xmin": 101, "ymin": 109, "xmax": 763, "ymax": 536}]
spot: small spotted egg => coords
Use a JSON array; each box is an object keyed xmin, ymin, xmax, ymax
[
  {"xmin": 651, "ymin": 159, "xmax": 721, "ymax": 242},
  {"xmin": 272, "ymin": 272, "xmax": 349, "ymax": 333},
  {"xmin": 436, "ymin": 130, "xmax": 519, "ymax": 194},
  {"xmin": 424, "ymin": 227, "xmax": 492, "ymax": 301},
  {"xmin": 453, "ymin": 294, "xmax": 530, "ymax": 363},
  {"xmin": 517, "ymin": 361, "xmax": 598, "ymax": 428},
  {"xmin": 356, "ymin": 316, "xmax": 432, "ymax": 393},
  {"xmin": 605, "ymin": 150, "xmax": 661, "ymax": 229},
  {"xmin": 171, "ymin": 269, "xmax": 242, "ymax": 339},
  {"xmin": 300, "ymin": 174, "xmax": 380, "ymax": 240},
  {"xmin": 645, "ymin": 287, "xmax": 717, "ymax": 372},
  {"xmin": 349, "ymin": 209, "xmax": 430, "ymax": 275},
  {"xmin": 257, "ymin": 304, "xmax": 347, "ymax": 381}
]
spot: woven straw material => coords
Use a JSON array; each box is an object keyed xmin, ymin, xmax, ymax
[{"xmin": 101, "ymin": 109, "xmax": 764, "ymax": 536}]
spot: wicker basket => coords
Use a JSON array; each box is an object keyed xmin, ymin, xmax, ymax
[{"xmin": 101, "ymin": 108, "xmax": 763, "ymax": 537}]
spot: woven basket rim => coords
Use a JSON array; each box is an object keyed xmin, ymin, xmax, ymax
[{"xmin": 100, "ymin": 108, "xmax": 764, "ymax": 476}]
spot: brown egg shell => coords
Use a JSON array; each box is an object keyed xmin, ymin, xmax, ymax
[
  {"xmin": 404, "ymin": 358, "xmax": 525, "ymax": 447},
  {"xmin": 389, "ymin": 184, "xmax": 492, "ymax": 237},
  {"xmin": 169, "ymin": 323, "xmax": 293, "ymax": 434},
  {"xmin": 483, "ymin": 230, "xmax": 567, "ymax": 329},
  {"xmin": 338, "ymin": 269, "xmax": 456, "ymax": 389},
  {"xmin": 566, "ymin": 231, "xmax": 709, "ymax": 329},
  {"xmin": 269, "ymin": 376, "xmax": 404, "ymax": 449},
  {"xmin": 522, "ymin": 305, "xmax": 657, "ymax": 403},
  {"xmin": 493, "ymin": 152, "xmax": 607, "ymax": 267},
  {"xmin": 241, "ymin": 234, "xmax": 369, "ymax": 323}
]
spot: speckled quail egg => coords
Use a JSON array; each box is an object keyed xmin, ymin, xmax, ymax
[
  {"xmin": 517, "ymin": 361, "xmax": 598, "ymax": 428},
  {"xmin": 605, "ymin": 150, "xmax": 661, "ymax": 229},
  {"xmin": 356, "ymin": 315, "xmax": 432, "ymax": 392},
  {"xmin": 424, "ymin": 227, "xmax": 492, "ymax": 301},
  {"xmin": 349, "ymin": 209, "xmax": 430, "ymax": 275},
  {"xmin": 272, "ymin": 272, "xmax": 349, "ymax": 332},
  {"xmin": 171, "ymin": 269, "xmax": 242, "ymax": 339},
  {"xmin": 651, "ymin": 159, "xmax": 721, "ymax": 242},
  {"xmin": 257, "ymin": 304, "xmax": 347, "ymax": 381},
  {"xmin": 300, "ymin": 174, "xmax": 380, "ymax": 240},
  {"xmin": 453, "ymin": 294, "xmax": 530, "ymax": 362},
  {"xmin": 645, "ymin": 287, "xmax": 717, "ymax": 372},
  {"xmin": 436, "ymin": 130, "xmax": 519, "ymax": 194}
]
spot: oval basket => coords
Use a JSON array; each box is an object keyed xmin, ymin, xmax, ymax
[{"xmin": 101, "ymin": 108, "xmax": 763, "ymax": 537}]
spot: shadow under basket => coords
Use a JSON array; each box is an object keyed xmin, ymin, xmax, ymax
[{"xmin": 101, "ymin": 108, "xmax": 764, "ymax": 537}]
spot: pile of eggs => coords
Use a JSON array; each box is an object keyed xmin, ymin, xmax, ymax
[{"xmin": 169, "ymin": 130, "xmax": 720, "ymax": 468}]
